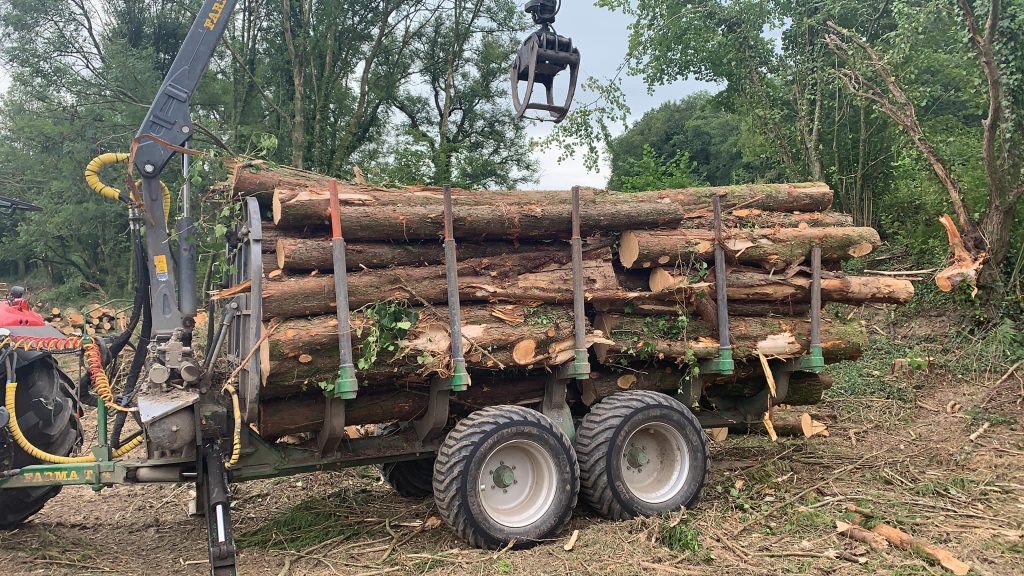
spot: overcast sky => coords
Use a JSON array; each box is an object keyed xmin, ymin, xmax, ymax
[{"xmin": 0, "ymin": 3, "xmax": 715, "ymax": 190}]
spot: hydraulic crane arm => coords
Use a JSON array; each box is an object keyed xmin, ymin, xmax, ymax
[{"xmin": 133, "ymin": 0, "xmax": 237, "ymax": 371}]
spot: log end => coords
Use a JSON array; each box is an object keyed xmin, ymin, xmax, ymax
[
  {"xmin": 649, "ymin": 268, "xmax": 679, "ymax": 292},
  {"xmin": 512, "ymin": 339, "xmax": 538, "ymax": 365},
  {"xmin": 619, "ymin": 231, "xmax": 640, "ymax": 268},
  {"xmin": 276, "ymin": 239, "xmax": 287, "ymax": 270}
]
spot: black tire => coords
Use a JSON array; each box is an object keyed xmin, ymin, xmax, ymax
[
  {"xmin": 576, "ymin": 390, "xmax": 709, "ymax": 521},
  {"xmin": 0, "ymin": 358, "xmax": 81, "ymax": 528},
  {"xmin": 433, "ymin": 405, "xmax": 578, "ymax": 550},
  {"xmin": 381, "ymin": 458, "xmax": 435, "ymax": 499}
]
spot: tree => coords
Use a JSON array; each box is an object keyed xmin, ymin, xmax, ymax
[
  {"xmin": 608, "ymin": 93, "xmax": 777, "ymax": 187},
  {"xmin": 384, "ymin": 0, "xmax": 535, "ymax": 189},
  {"xmin": 826, "ymin": 0, "xmax": 1023, "ymax": 288},
  {"xmin": 612, "ymin": 145, "xmax": 701, "ymax": 192}
]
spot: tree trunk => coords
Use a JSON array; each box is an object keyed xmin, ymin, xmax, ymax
[
  {"xmin": 253, "ymin": 250, "xmax": 620, "ymax": 320},
  {"xmin": 258, "ymin": 371, "xmax": 676, "ymax": 438},
  {"xmin": 269, "ymin": 182, "xmax": 837, "ymax": 239},
  {"xmin": 649, "ymin": 268, "xmax": 914, "ymax": 305},
  {"xmin": 276, "ymin": 236, "xmax": 572, "ymax": 272},
  {"xmin": 619, "ymin": 227, "xmax": 880, "ymax": 271},
  {"xmin": 263, "ymin": 305, "xmax": 602, "ymax": 397},
  {"xmin": 592, "ymin": 313, "xmax": 865, "ymax": 366}
]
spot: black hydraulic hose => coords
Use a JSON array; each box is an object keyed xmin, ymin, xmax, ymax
[
  {"xmin": 109, "ymin": 229, "xmax": 147, "ymax": 357},
  {"xmin": 111, "ymin": 283, "xmax": 151, "ymax": 450}
]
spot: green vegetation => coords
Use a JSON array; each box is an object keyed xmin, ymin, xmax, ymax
[
  {"xmin": 0, "ymin": 0, "xmax": 535, "ymax": 300},
  {"xmin": 352, "ymin": 301, "xmax": 419, "ymax": 371},
  {"xmin": 236, "ymin": 489, "xmax": 363, "ymax": 550},
  {"xmin": 661, "ymin": 520, "xmax": 702, "ymax": 554}
]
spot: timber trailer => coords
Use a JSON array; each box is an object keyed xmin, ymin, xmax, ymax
[{"xmin": 0, "ymin": 1, "xmax": 827, "ymax": 574}]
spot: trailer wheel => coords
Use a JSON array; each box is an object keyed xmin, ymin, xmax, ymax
[
  {"xmin": 576, "ymin": 390, "xmax": 708, "ymax": 521},
  {"xmin": 433, "ymin": 405, "xmax": 578, "ymax": 549},
  {"xmin": 381, "ymin": 458, "xmax": 435, "ymax": 499},
  {"xmin": 0, "ymin": 358, "xmax": 81, "ymax": 528}
]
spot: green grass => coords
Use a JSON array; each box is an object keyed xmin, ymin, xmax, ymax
[
  {"xmin": 661, "ymin": 521, "xmax": 701, "ymax": 554},
  {"xmin": 494, "ymin": 558, "xmax": 514, "ymax": 574},
  {"xmin": 824, "ymin": 337, "xmax": 919, "ymax": 402}
]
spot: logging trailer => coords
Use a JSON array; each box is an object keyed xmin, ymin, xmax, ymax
[{"xmin": 0, "ymin": 1, "xmax": 836, "ymax": 574}]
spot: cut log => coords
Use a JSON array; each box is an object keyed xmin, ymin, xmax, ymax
[
  {"xmin": 728, "ymin": 408, "xmax": 833, "ymax": 436},
  {"xmin": 649, "ymin": 268, "xmax": 914, "ymax": 305},
  {"xmin": 258, "ymin": 371, "xmax": 676, "ymax": 438},
  {"xmin": 592, "ymin": 313, "xmax": 865, "ymax": 366},
  {"xmin": 264, "ymin": 305, "xmax": 605, "ymax": 397},
  {"xmin": 270, "ymin": 183, "xmax": 836, "ymax": 239},
  {"xmin": 870, "ymin": 523, "xmax": 970, "ymax": 575},
  {"xmin": 276, "ymin": 236, "xmax": 576, "ymax": 272},
  {"xmin": 619, "ymin": 227, "xmax": 881, "ymax": 271},
  {"xmin": 256, "ymin": 250, "xmax": 621, "ymax": 320}
]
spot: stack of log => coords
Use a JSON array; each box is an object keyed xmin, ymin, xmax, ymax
[
  {"xmin": 222, "ymin": 160, "xmax": 914, "ymax": 437},
  {"xmin": 42, "ymin": 304, "xmax": 127, "ymax": 336}
]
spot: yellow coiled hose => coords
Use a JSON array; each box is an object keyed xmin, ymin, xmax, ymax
[
  {"xmin": 4, "ymin": 382, "xmax": 143, "ymax": 464},
  {"xmin": 84, "ymin": 153, "xmax": 171, "ymax": 220},
  {"xmin": 222, "ymin": 384, "xmax": 242, "ymax": 469}
]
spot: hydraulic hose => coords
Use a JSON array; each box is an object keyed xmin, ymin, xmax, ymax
[
  {"xmin": 84, "ymin": 153, "xmax": 171, "ymax": 222},
  {"xmin": 4, "ymin": 381, "xmax": 143, "ymax": 464},
  {"xmin": 222, "ymin": 384, "xmax": 242, "ymax": 469},
  {"xmin": 111, "ymin": 284, "xmax": 150, "ymax": 450}
]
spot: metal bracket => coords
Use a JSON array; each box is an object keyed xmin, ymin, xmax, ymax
[
  {"xmin": 414, "ymin": 378, "xmax": 452, "ymax": 442},
  {"xmin": 316, "ymin": 398, "xmax": 346, "ymax": 456},
  {"xmin": 543, "ymin": 373, "xmax": 574, "ymax": 441}
]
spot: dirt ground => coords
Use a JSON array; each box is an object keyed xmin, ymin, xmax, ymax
[{"xmin": 1, "ymin": 334, "xmax": 1022, "ymax": 575}]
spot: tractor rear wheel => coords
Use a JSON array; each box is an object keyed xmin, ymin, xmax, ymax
[
  {"xmin": 433, "ymin": 405, "xmax": 578, "ymax": 550},
  {"xmin": 0, "ymin": 358, "xmax": 81, "ymax": 528}
]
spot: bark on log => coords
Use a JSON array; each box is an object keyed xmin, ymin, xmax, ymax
[
  {"xmin": 619, "ymin": 227, "xmax": 880, "ymax": 271},
  {"xmin": 256, "ymin": 250, "xmax": 621, "ymax": 320},
  {"xmin": 592, "ymin": 313, "xmax": 865, "ymax": 365},
  {"xmin": 270, "ymin": 183, "xmax": 835, "ymax": 239},
  {"xmin": 649, "ymin": 268, "xmax": 914, "ymax": 305},
  {"xmin": 235, "ymin": 160, "xmax": 833, "ymax": 212},
  {"xmin": 258, "ymin": 371, "xmax": 676, "ymax": 438},
  {"xmin": 276, "ymin": 236, "xmax": 575, "ymax": 272},
  {"xmin": 264, "ymin": 305, "xmax": 604, "ymax": 397}
]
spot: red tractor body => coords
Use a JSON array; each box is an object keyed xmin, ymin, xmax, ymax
[{"xmin": 0, "ymin": 292, "xmax": 47, "ymax": 328}]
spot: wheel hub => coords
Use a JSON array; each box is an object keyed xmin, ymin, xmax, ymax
[
  {"xmin": 477, "ymin": 439, "xmax": 558, "ymax": 528},
  {"xmin": 625, "ymin": 446, "xmax": 649, "ymax": 470},
  {"xmin": 491, "ymin": 464, "xmax": 516, "ymax": 489},
  {"xmin": 619, "ymin": 422, "xmax": 690, "ymax": 504}
]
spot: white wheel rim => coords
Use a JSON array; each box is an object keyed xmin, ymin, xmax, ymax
[
  {"xmin": 619, "ymin": 422, "xmax": 689, "ymax": 504},
  {"xmin": 477, "ymin": 439, "xmax": 558, "ymax": 528}
]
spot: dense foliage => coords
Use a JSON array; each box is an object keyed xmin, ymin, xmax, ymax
[
  {"xmin": 585, "ymin": 0, "xmax": 1023, "ymax": 300},
  {"xmin": 0, "ymin": 0, "xmax": 533, "ymax": 297}
]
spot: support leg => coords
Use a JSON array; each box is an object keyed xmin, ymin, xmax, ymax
[{"xmin": 200, "ymin": 449, "xmax": 237, "ymax": 576}]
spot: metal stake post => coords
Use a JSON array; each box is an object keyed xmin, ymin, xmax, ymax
[
  {"xmin": 795, "ymin": 245, "xmax": 825, "ymax": 373},
  {"xmin": 564, "ymin": 186, "xmax": 590, "ymax": 380},
  {"xmin": 701, "ymin": 194, "xmax": 734, "ymax": 375},
  {"xmin": 328, "ymin": 180, "xmax": 358, "ymax": 399},
  {"xmin": 318, "ymin": 180, "xmax": 358, "ymax": 456},
  {"xmin": 443, "ymin": 185, "xmax": 470, "ymax": 392}
]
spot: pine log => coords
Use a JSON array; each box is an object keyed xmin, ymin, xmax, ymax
[
  {"xmin": 619, "ymin": 227, "xmax": 880, "ymax": 270},
  {"xmin": 235, "ymin": 160, "xmax": 833, "ymax": 212},
  {"xmin": 728, "ymin": 408, "xmax": 834, "ymax": 436},
  {"xmin": 592, "ymin": 313, "xmax": 865, "ymax": 366},
  {"xmin": 256, "ymin": 250, "xmax": 621, "ymax": 320},
  {"xmin": 258, "ymin": 371, "xmax": 678, "ymax": 438},
  {"xmin": 264, "ymin": 305, "xmax": 603, "ymax": 397},
  {"xmin": 649, "ymin": 268, "xmax": 914, "ymax": 305},
  {"xmin": 276, "ymin": 236, "xmax": 575, "ymax": 272},
  {"xmin": 270, "ymin": 183, "xmax": 835, "ymax": 239}
]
